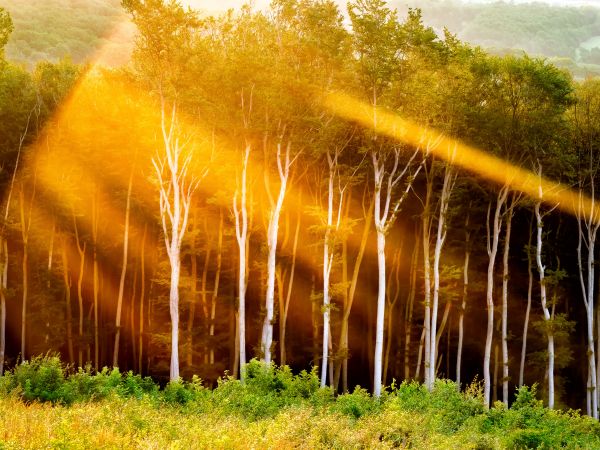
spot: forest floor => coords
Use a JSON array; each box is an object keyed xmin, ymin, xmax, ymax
[{"xmin": 0, "ymin": 357, "xmax": 599, "ymax": 449}]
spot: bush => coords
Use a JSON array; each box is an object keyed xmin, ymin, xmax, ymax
[
  {"xmin": 332, "ymin": 386, "xmax": 379, "ymax": 419},
  {"xmin": 393, "ymin": 379, "xmax": 484, "ymax": 434},
  {"xmin": 8, "ymin": 354, "xmax": 71, "ymax": 404}
]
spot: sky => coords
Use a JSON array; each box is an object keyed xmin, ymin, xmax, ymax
[{"xmin": 180, "ymin": 0, "xmax": 600, "ymax": 11}]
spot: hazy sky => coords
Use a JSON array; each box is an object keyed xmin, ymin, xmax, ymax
[{"xmin": 179, "ymin": 0, "xmax": 600, "ymax": 12}]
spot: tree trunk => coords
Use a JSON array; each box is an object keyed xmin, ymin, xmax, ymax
[
  {"xmin": 577, "ymin": 191, "xmax": 599, "ymax": 418},
  {"xmin": 281, "ymin": 206, "xmax": 300, "ymax": 366},
  {"xmin": 501, "ymin": 196, "xmax": 515, "ymax": 406},
  {"xmin": 19, "ymin": 187, "xmax": 30, "ymax": 360},
  {"xmin": 334, "ymin": 193, "xmax": 373, "ymax": 392},
  {"xmin": 234, "ymin": 144, "xmax": 250, "ymax": 380},
  {"xmin": 113, "ymin": 168, "xmax": 133, "ymax": 368},
  {"xmin": 139, "ymin": 223, "xmax": 146, "ymax": 375},
  {"xmin": 186, "ymin": 210, "xmax": 198, "ymax": 368},
  {"xmin": 384, "ymin": 245, "xmax": 402, "ymax": 386},
  {"xmin": 429, "ymin": 162, "xmax": 455, "ymax": 389},
  {"xmin": 92, "ymin": 188, "xmax": 99, "ymax": 370},
  {"xmin": 262, "ymin": 141, "xmax": 292, "ymax": 365},
  {"xmin": 422, "ymin": 169, "xmax": 433, "ymax": 390},
  {"xmin": 519, "ymin": 214, "xmax": 534, "ymax": 388},
  {"xmin": 535, "ymin": 181, "xmax": 554, "ymax": 409},
  {"xmin": 456, "ymin": 212, "xmax": 470, "ymax": 387},
  {"xmin": 61, "ymin": 238, "xmax": 74, "ymax": 364},
  {"xmin": 209, "ymin": 209, "xmax": 224, "ymax": 365},
  {"xmin": 405, "ymin": 224, "xmax": 420, "ymax": 381},
  {"xmin": 484, "ymin": 186, "xmax": 508, "ymax": 408}
]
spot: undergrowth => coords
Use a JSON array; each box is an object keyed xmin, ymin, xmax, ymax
[{"xmin": 0, "ymin": 355, "xmax": 598, "ymax": 449}]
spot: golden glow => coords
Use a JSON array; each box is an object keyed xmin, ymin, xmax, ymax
[{"xmin": 325, "ymin": 91, "xmax": 593, "ymax": 219}]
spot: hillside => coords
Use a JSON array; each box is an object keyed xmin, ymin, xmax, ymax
[
  {"xmin": 1, "ymin": 0, "xmax": 132, "ymax": 67},
  {"xmin": 3, "ymin": 0, "xmax": 600, "ymax": 72},
  {"xmin": 395, "ymin": 0, "xmax": 600, "ymax": 76}
]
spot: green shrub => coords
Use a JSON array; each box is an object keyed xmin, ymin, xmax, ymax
[
  {"xmin": 332, "ymin": 386, "xmax": 379, "ymax": 419},
  {"xmin": 9, "ymin": 354, "xmax": 71, "ymax": 404}
]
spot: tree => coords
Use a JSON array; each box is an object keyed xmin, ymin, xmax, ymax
[{"xmin": 123, "ymin": 0, "xmax": 207, "ymax": 381}]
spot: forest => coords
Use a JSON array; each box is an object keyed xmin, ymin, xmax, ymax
[{"xmin": 2, "ymin": 0, "xmax": 600, "ymax": 435}]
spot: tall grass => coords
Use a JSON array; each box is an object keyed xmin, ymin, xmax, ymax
[{"xmin": 0, "ymin": 355, "xmax": 598, "ymax": 449}]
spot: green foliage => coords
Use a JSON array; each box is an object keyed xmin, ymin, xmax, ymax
[
  {"xmin": 0, "ymin": 7, "xmax": 13, "ymax": 57},
  {"xmin": 1, "ymin": 356, "xmax": 600, "ymax": 448},
  {"xmin": 393, "ymin": 379, "xmax": 484, "ymax": 434},
  {"xmin": 463, "ymin": 384, "xmax": 600, "ymax": 448},
  {"xmin": 332, "ymin": 386, "xmax": 379, "ymax": 419},
  {"xmin": 212, "ymin": 359, "xmax": 324, "ymax": 420},
  {"xmin": 6, "ymin": 355, "xmax": 71, "ymax": 404}
]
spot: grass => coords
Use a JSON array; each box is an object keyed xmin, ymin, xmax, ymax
[{"xmin": 0, "ymin": 356, "xmax": 599, "ymax": 449}]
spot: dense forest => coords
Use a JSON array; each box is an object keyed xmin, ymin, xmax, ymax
[{"xmin": 1, "ymin": 0, "xmax": 600, "ymax": 420}]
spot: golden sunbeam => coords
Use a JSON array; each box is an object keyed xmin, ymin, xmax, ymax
[{"xmin": 325, "ymin": 92, "xmax": 591, "ymax": 219}]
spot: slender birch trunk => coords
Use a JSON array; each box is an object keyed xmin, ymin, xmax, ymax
[
  {"xmin": 577, "ymin": 189, "xmax": 599, "ymax": 418},
  {"xmin": 456, "ymin": 212, "xmax": 470, "ymax": 387},
  {"xmin": 405, "ymin": 224, "xmax": 420, "ymax": 380},
  {"xmin": 200, "ymin": 219, "xmax": 211, "ymax": 365},
  {"xmin": 484, "ymin": 186, "xmax": 509, "ymax": 408},
  {"xmin": 535, "ymin": 172, "xmax": 555, "ymax": 409},
  {"xmin": 321, "ymin": 150, "xmax": 346, "ymax": 386},
  {"xmin": 61, "ymin": 238, "xmax": 74, "ymax": 364},
  {"xmin": 429, "ymin": 158, "xmax": 456, "ymax": 389},
  {"xmin": 422, "ymin": 167, "xmax": 434, "ymax": 390},
  {"xmin": 186, "ymin": 211, "xmax": 198, "ymax": 368},
  {"xmin": 209, "ymin": 209, "xmax": 223, "ymax": 365},
  {"xmin": 334, "ymin": 193, "xmax": 373, "ymax": 392},
  {"xmin": 234, "ymin": 143, "xmax": 250, "ymax": 380},
  {"xmin": 46, "ymin": 219, "xmax": 55, "ymax": 348},
  {"xmin": 281, "ymin": 206, "xmax": 300, "ymax": 366},
  {"xmin": 92, "ymin": 188, "xmax": 99, "ymax": 369},
  {"xmin": 321, "ymin": 152, "xmax": 335, "ymax": 386},
  {"xmin": 501, "ymin": 195, "xmax": 516, "ymax": 406},
  {"xmin": 372, "ymin": 147, "xmax": 422, "ymax": 397},
  {"xmin": 261, "ymin": 140, "xmax": 294, "ymax": 365},
  {"xmin": 19, "ymin": 180, "xmax": 35, "ymax": 361},
  {"xmin": 153, "ymin": 98, "xmax": 203, "ymax": 381},
  {"xmin": 138, "ymin": 223, "xmax": 146, "ymax": 375},
  {"xmin": 384, "ymin": 246, "xmax": 402, "ymax": 386},
  {"xmin": 519, "ymin": 215, "xmax": 534, "ymax": 388},
  {"xmin": 113, "ymin": 168, "xmax": 133, "ymax": 368}
]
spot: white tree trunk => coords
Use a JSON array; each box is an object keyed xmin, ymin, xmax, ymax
[
  {"xmin": 484, "ymin": 187, "xmax": 508, "ymax": 408},
  {"xmin": 501, "ymin": 198, "xmax": 515, "ymax": 406},
  {"xmin": 169, "ymin": 247, "xmax": 181, "ymax": 380},
  {"xmin": 321, "ymin": 156, "xmax": 334, "ymax": 386},
  {"xmin": 429, "ymin": 162, "xmax": 455, "ymax": 389},
  {"xmin": 371, "ymin": 148, "xmax": 421, "ymax": 397},
  {"xmin": 519, "ymin": 216, "xmax": 534, "ymax": 388},
  {"xmin": 234, "ymin": 145, "xmax": 250, "ymax": 380},
  {"xmin": 422, "ymin": 175, "xmax": 433, "ymax": 389},
  {"xmin": 153, "ymin": 97, "xmax": 201, "ymax": 381},
  {"xmin": 535, "ymin": 179, "xmax": 554, "ymax": 409},
  {"xmin": 374, "ymin": 227, "xmax": 386, "ymax": 397},
  {"xmin": 261, "ymin": 141, "xmax": 292, "ymax": 365},
  {"xmin": 577, "ymin": 192, "xmax": 599, "ymax": 418}
]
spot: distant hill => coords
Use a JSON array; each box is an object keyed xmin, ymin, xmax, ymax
[
  {"xmin": 394, "ymin": 0, "xmax": 600, "ymax": 58},
  {"xmin": 2, "ymin": 0, "xmax": 132, "ymax": 67},
  {"xmin": 2, "ymin": 0, "xmax": 599, "ymax": 77}
]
